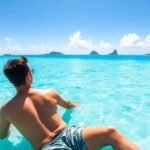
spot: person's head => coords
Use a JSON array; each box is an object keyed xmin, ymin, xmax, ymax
[{"xmin": 3, "ymin": 56, "xmax": 33, "ymax": 88}]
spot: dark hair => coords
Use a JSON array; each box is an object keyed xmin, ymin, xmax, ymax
[{"xmin": 3, "ymin": 56, "xmax": 30, "ymax": 87}]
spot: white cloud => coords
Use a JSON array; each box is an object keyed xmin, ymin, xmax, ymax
[
  {"xmin": 2, "ymin": 43, "xmax": 23, "ymax": 55},
  {"xmin": 119, "ymin": 33, "xmax": 150, "ymax": 54},
  {"xmin": 145, "ymin": 35, "xmax": 150, "ymax": 42},
  {"xmin": 68, "ymin": 31, "xmax": 94, "ymax": 50},
  {"xmin": 99, "ymin": 40, "xmax": 113, "ymax": 49},
  {"xmin": 1, "ymin": 43, "xmax": 54, "ymax": 55},
  {"xmin": 142, "ymin": 35, "xmax": 150, "ymax": 49},
  {"xmin": 3, "ymin": 37, "xmax": 21, "ymax": 52},
  {"xmin": 120, "ymin": 33, "xmax": 140, "ymax": 47},
  {"xmin": 2, "ymin": 36, "xmax": 53, "ymax": 54},
  {"xmin": 1, "ymin": 32, "xmax": 150, "ymax": 55},
  {"xmin": 120, "ymin": 33, "xmax": 150, "ymax": 49},
  {"xmin": 7, "ymin": 43, "xmax": 21, "ymax": 51},
  {"xmin": 4, "ymin": 37, "xmax": 14, "ymax": 41},
  {"xmin": 4, "ymin": 37, "xmax": 14, "ymax": 44}
]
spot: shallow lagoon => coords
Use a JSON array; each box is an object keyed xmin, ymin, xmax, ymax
[{"xmin": 0, "ymin": 55, "xmax": 150, "ymax": 150}]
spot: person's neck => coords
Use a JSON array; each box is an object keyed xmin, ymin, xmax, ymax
[{"xmin": 16, "ymin": 84, "xmax": 32, "ymax": 94}]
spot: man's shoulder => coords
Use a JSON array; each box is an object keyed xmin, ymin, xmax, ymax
[
  {"xmin": 45, "ymin": 89, "xmax": 59, "ymax": 98},
  {"xmin": 32, "ymin": 88, "xmax": 55, "ymax": 95},
  {"xmin": 0, "ymin": 100, "xmax": 12, "ymax": 117},
  {"xmin": 34, "ymin": 88, "xmax": 58, "ymax": 96},
  {"xmin": 31, "ymin": 88, "xmax": 58, "ymax": 101},
  {"xmin": 1, "ymin": 97, "xmax": 15, "ymax": 112}
]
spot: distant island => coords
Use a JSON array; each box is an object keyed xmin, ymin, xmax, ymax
[
  {"xmin": 2, "ymin": 54, "xmax": 13, "ymax": 56},
  {"xmin": 44, "ymin": 51, "xmax": 64, "ymax": 55},
  {"xmin": 3, "ymin": 49, "xmax": 150, "ymax": 56},
  {"xmin": 109, "ymin": 49, "xmax": 118, "ymax": 55},
  {"xmin": 89, "ymin": 50, "xmax": 99, "ymax": 55},
  {"xmin": 89, "ymin": 49, "xmax": 118, "ymax": 55}
]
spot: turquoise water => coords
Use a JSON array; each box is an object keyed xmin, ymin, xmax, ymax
[{"xmin": 0, "ymin": 55, "xmax": 150, "ymax": 150}]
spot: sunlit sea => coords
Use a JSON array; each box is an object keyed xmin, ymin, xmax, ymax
[{"xmin": 0, "ymin": 55, "xmax": 150, "ymax": 150}]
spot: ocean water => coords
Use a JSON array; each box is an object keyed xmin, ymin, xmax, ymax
[{"xmin": 0, "ymin": 55, "xmax": 150, "ymax": 150}]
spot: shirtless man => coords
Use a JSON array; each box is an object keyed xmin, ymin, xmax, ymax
[{"xmin": 0, "ymin": 56, "xmax": 139, "ymax": 150}]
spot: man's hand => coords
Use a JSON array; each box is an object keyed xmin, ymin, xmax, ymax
[
  {"xmin": 65, "ymin": 101, "xmax": 80, "ymax": 109},
  {"xmin": 49, "ymin": 89, "xmax": 80, "ymax": 109}
]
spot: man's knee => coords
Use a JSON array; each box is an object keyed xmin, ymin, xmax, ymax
[
  {"xmin": 106, "ymin": 126, "xmax": 118, "ymax": 134},
  {"xmin": 105, "ymin": 127, "xmax": 139, "ymax": 150},
  {"xmin": 106, "ymin": 126, "xmax": 121, "ymax": 141}
]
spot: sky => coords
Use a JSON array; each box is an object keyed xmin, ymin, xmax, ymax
[{"xmin": 0, "ymin": 0, "xmax": 150, "ymax": 55}]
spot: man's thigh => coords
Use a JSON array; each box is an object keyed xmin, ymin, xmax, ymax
[{"xmin": 82, "ymin": 126, "xmax": 114, "ymax": 150}]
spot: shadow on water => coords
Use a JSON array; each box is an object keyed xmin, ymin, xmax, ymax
[
  {"xmin": 0, "ymin": 139, "xmax": 16, "ymax": 150},
  {"xmin": 102, "ymin": 146, "xmax": 113, "ymax": 150},
  {"xmin": 62, "ymin": 109, "xmax": 73, "ymax": 124}
]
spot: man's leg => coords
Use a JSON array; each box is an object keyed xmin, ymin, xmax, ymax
[{"xmin": 82, "ymin": 126, "xmax": 140, "ymax": 150}]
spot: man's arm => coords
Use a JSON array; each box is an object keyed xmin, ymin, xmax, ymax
[
  {"xmin": 49, "ymin": 90, "xmax": 79, "ymax": 109},
  {"xmin": 0, "ymin": 106, "xmax": 11, "ymax": 139}
]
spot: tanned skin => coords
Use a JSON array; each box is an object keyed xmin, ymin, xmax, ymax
[{"xmin": 0, "ymin": 70, "xmax": 140, "ymax": 150}]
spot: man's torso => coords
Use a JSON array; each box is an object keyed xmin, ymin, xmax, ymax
[{"xmin": 2, "ymin": 89, "xmax": 67, "ymax": 149}]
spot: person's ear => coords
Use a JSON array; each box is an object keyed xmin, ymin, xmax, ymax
[{"xmin": 26, "ymin": 72, "xmax": 32, "ymax": 81}]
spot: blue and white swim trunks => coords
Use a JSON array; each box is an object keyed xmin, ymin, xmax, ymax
[{"xmin": 39, "ymin": 126, "xmax": 88, "ymax": 150}]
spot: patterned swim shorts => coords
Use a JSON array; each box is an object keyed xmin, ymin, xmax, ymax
[{"xmin": 39, "ymin": 125, "xmax": 88, "ymax": 150}]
